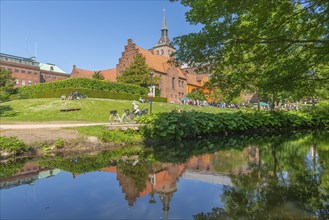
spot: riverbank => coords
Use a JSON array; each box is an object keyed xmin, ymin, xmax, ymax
[{"xmin": 0, "ymin": 124, "xmax": 144, "ymax": 161}]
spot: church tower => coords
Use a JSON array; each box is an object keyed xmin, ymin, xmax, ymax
[{"xmin": 152, "ymin": 9, "xmax": 176, "ymax": 58}]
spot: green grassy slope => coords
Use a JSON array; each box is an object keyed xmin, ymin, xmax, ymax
[{"xmin": 0, "ymin": 98, "xmax": 234, "ymax": 122}]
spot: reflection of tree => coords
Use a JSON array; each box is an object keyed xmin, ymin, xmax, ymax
[
  {"xmin": 117, "ymin": 160, "xmax": 149, "ymax": 194},
  {"xmin": 193, "ymin": 131, "xmax": 329, "ymax": 219}
]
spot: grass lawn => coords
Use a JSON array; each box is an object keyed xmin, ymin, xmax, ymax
[{"xmin": 0, "ymin": 98, "xmax": 237, "ymax": 122}]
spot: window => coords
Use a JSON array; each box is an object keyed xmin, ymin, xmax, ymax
[
  {"xmin": 15, "ymin": 69, "xmax": 19, "ymax": 73},
  {"xmin": 34, "ymin": 72, "xmax": 38, "ymax": 75},
  {"xmin": 161, "ymin": 49, "xmax": 164, "ymax": 55},
  {"xmin": 28, "ymin": 71, "xmax": 32, "ymax": 74},
  {"xmin": 178, "ymin": 80, "xmax": 181, "ymax": 87},
  {"xmin": 156, "ymin": 50, "xmax": 159, "ymax": 55},
  {"xmin": 28, "ymin": 80, "xmax": 32, "ymax": 85},
  {"xmin": 179, "ymin": 92, "xmax": 181, "ymax": 97},
  {"xmin": 172, "ymin": 77, "xmax": 175, "ymax": 89},
  {"xmin": 181, "ymin": 81, "xmax": 184, "ymax": 87},
  {"xmin": 47, "ymin": 75, "xmax": 51, "ymax": 78},
  {"xmin": 22, "ymin": 70, "xmax": 25, "ymax": 74},
  {"xmin": 15, "ymin": 79, "xmax": 19, "ymax": 85},
  {"xmin": 22, "ymin": 80, "xmax": 26, "ymax": 86}
]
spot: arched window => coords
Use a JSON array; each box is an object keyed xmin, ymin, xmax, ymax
[
  {"xmin": 172, "ymin": 77, "xmax": 175, "ymax": 89},
  {"xmin": 161, "ymin": 49, "xmax": 164, "ymax": 55},
  {"xmin": 156, "ymin": 50, "xmax": 159, "ymax": 55}
]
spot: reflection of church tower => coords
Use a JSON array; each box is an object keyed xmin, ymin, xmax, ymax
[
  {"xmin": 152, "ymin": 9, "xmax": 176, "ymax": 58},
  {"xmin": 157, "ymin": 190, "xmax": 176, "ymax": 220}
]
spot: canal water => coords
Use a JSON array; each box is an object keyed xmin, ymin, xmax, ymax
[{"xmin": 1, "ymin": 131, "xmax": 328, "ymax": 219}]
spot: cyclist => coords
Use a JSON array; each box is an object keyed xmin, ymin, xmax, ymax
[{"xmin": 132, "ymin": 102, "xmax": 141, "ymax": 116}]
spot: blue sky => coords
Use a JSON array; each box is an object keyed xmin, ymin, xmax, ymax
[{"xmin": 0, "ymin": 0, "xmax": 200, "ymax": 73}]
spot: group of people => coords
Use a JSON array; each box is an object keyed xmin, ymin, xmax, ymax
[{"xmin": 61, "ymin": 91, "xmax": 83, "ymax": 100}]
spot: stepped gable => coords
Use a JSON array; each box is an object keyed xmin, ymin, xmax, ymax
[{"xmin": 71, "ymin": 65, "xmax": 117, "ymax": 82}]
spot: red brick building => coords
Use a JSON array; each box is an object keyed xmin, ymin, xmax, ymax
[
  {"xmin": 0, "ymin": 53, "xmax": 69, "ymax": 87},
  {"xmin": 0, "ymin": 53, "xmax": 41, "ymax": 87},
  {"xmin": 71, "ymin": 13, "xmax": 204, "ymax": 103}
]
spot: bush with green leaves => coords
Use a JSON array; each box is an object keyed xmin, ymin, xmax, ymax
[
  {"xmin": 16, "ymin": 78, "xmax": 167, "ymax": 102},
  {"xmin": 137, "ymin": 109, "xmax": 328, "ymax": 141},
  {"xmin": 18, "ymin": 78, "xmax": 148, "ymax": 98},
  {"xmin": 16, "ymin": 87, "xmax": 167, "ymax": 102},
  {"xmin": 0, "ymin": 136, "xmax": 30, "ymax": 154}
]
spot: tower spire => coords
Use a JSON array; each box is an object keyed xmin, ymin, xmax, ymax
[
  {"xmin": 162, "ymin": 8, "xmax": 167, "ymax": 30},
  {"xmin": 155, "ymin": 8, "xmax": 170, "ymax": 47}
]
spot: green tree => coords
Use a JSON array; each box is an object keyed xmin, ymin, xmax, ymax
[
  {"xmin": 186, "ymin": 89, "xmax": 206, "ymax": 101},
  {"xmin": 0, "ymin": 68, "xmax": 16, "ymax": 102},
  {"xmin": 173, "ymin": 0, "xmax": 329, "ymax": 105},
  {"xmin": 92, "ymin": 71, "xmax": 105, "ymax": 80},
  {"xmin": 117, "ymin": 55, "xmax": 153, "ymax": 88}
]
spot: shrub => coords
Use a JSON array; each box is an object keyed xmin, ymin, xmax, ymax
[
  {"xmin": 17, "ymin": 78, "xmax": 167, "ymax": 102},
  {"xmin": 55, "ymin": 138, "xmax": 65, "ymax": 148},
  {"xmin": 0, "ymin": 136, "xmax": 30, "ymax": 154},
  {"xmin": 137, "ymin": 110, "xmax": 328, "ymax": 141},
  {"xmin": 18, "ymin": 88, "xmax": 167, "ymax": 102},
  {"xmin": 18, "ymin": 78, "xmax": 148, "ymax": 97}
]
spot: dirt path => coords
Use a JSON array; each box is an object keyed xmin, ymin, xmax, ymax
[{"xmin": 0, "ymin": 122, "xmax": 141, "ymax": 144}]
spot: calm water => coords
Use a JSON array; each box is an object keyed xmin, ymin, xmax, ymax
[{"xmin": 1, "ymin": 131, "xmax": 328, "ymax": 219}]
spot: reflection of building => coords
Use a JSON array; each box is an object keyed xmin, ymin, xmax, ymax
[{"xmin": 0, "ymin": 163, "xmax": 61, "ymax": 189}]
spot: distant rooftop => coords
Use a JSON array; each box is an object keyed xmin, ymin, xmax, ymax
[
  {"xmin": 0, "ymin": 53, "xmax": 39, "ymax": 67},
  {"xmin": 40, "ymin": 63, "xmax": 66, "ymax": 74}
]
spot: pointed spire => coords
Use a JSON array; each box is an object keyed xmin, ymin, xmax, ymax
[
  {"xmin": 162, "ymin": 8, "xmax": 167, "ymax": 30},
  {"xmin": 155, "ymin": 8, "xmax": 171, "ymax": 47}
]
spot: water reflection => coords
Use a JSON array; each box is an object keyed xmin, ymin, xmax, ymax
[{"xmin": 1, "ymin": 131, "xmax": 328, "ymax": 219}]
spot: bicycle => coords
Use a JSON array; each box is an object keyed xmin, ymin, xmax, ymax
[
  {"xmin": 109, "ymin": 110, "xmax": 122, "ymax": 124},
  {"xmin": 121, "ymin": 109, "xmax": 135, "ymax": 123}
]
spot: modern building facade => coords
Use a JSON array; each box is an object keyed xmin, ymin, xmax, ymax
[{"xmin": 0, "ymin": 53, "xmax": 69, "ymax": 87}]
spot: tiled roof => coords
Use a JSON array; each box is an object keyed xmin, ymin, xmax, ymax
[
  {"xmin": 196, "ymin": 74, "xmax": 208, "ymax": 82},
  {"xmin": 71, "ymin": 66, "xmax": 117, "ymax": 82},
  {"xmin": 71, "ymin": 67, "xmax": 94, "ymax": 78},
  {"xmin": 136, "ymin": 46, "xmax": 170, "ymax": 73},
  {"xmin": 100, "ymin": 68, "xmax": 117, "ymax": 82},
  {"xmin": 176, "ymin": 68, "xmax": 187, "ymax": 79},
  {"xmin": 185, "ymin": 73, "xmax": 200, "ymax": 87}
]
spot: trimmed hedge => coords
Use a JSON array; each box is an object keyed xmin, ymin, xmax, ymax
[
  {"xmin": 18, "ymin": 78, "xmax": 148, "ymax": 97},
  {"xmin": 18, "ymin": 88, "xmax": 167, "ymax": 102},
  {"xmin": 137, "ymin": 104, "xmax": 329, "ymax": 141},
  {"xmin": 17, "ymin": 78, "xmax": 167, "ymax": 102}
]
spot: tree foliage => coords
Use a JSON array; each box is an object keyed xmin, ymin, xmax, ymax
[
  {"xmin": 0, "ymin": 68, "xmax": 16, "ymax": 102},
  {"xmin": 186, "ymin": 89, "xmax": 206, "ymax": 101},
  {"xmin": 173, "ymin": 0, "xmax": 329, "ymax": 102},
  {"xmin": 92, "ymin": 71, "xmax": 105, "ymax": 80},
  {"xmin": 117, "ymin": 55, "xmax": 152, "ymax": 88}
]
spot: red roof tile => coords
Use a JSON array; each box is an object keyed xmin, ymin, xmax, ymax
[{"xmin": 71, "ymin": 66, "xmax": 116, "ymax": 82}]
